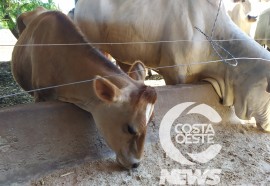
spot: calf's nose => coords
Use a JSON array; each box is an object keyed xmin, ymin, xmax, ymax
[{"xmin": 132, "ymin": 162, "xmax": 140, "ymax": 169}]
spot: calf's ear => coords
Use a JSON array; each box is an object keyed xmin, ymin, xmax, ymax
[
  {"xmin": 93, "ymin": 76, "xmax": 121, "ymax": 103},
  {"xmin": 128, "ymin": 60, "xmax": 146, "ymax": 81},
  {"xmin": 17, "ymin": 14, "xmax": 27, "ymax": 35},
  {"xmin": 16, "ymin": 6, "xmax": 47, "ymax": 35}
]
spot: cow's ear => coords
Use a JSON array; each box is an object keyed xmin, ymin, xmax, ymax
[
  {"xmin": 17, "ymin": 14, "xmax": 27, "ymax": 35},
  {"xmin": 128, "ymin": 60, "xmax": 146, "ymax": 81},
  {"xmin": 93, "ymin": 76, "xmax": 121, "ymax": 103},
  {"xmin": 16, "ymin": 7, "xmax": 47, "ymax": 35}
]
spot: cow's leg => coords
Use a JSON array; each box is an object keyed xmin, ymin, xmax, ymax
[
  {"xmin": 158, "ymin": 68, "xmax": 184, "ymax": 85},
  {"xmin": 257, "ymin": 122, "xmax": 270, "ymax": 132},
  {"xmin": 147, "ymin": 69, "xmax": 153, "ymax": 77},
  {"xmin": 34, "ymin": 91, "xmax": 45, "ymax": 102}
]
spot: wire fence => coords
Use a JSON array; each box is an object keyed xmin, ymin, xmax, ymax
[
  {"xmin": 0, "ymin": 38, "xmax": 270, "ymax": 47},
  {"xmin": 1, "ymin": 56, "xmax": 270, "ymax": 100},
  {"xmin": 1, "ymin": 0, "xmax": 270, "ymax": 101}
]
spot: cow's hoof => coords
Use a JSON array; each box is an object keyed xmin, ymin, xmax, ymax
[{"xmin": 258, "ymin": 122, "xmax": 270, "ymax": 132}]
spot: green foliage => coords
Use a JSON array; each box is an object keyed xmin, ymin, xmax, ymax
[{"xmin": 0, "ymin": 0, "xmax": 57, "ymax": 38}]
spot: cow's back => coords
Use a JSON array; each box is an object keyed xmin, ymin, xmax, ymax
[
  {"xmin": 12, "ymin": 11, "xmax": 91, "ymax": 99},
  {"xmin": 74, "ymin": 0, "xmax": 225, "ymax": 84},
  {"xmin": 74, "ymin": 0, "xmax": 173, "ymax": 67}
]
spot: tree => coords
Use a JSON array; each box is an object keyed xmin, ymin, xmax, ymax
[{"xmin": 0, "ymin": 0, "xmax": 57, "ymax": 39}]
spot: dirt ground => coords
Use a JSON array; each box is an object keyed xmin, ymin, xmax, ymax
[
  {"xmin": 0, "ymin": 62, "xmax": 32, "ymax": 108},
  {"xmin": 1, "ymin": 62, "xmax": 270, "ymax": 185},
  {"xmin": 29, "ymin": 120, "xmax": 270, "ymax": 186}
]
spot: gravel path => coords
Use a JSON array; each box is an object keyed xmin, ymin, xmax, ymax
[{"xmin": 0, "ymin": 62, "xmax": 32, "ymax": 108}]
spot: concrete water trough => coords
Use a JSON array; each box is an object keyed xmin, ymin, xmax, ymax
[{"xmin": 1, "ymin": 84, "xmax": 269, "ymax": 185}]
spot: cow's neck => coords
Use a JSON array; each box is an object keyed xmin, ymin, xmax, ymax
[{"xmin": 58, "ymin": 50, "xmax": 134, "ymax": 113}]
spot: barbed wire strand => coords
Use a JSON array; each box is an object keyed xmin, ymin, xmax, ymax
[
  {"xmin": 195, "ymin": 0, "xmax": 238, "ymax": 67},
  {"xmin": 195, "ymin": 27, "xmax": 238, "ymax": 66},
  {"xmin": 210, "ymin": 0, "xmax": 235, "ymax": 65},
  {"xmin": 0, "ymin": 38, "xmax": 270, "ymax": 47},
  {"xmin": 211, "ymin": 0, "xmax": 223, "ymax": 39},
  {"xmin": 1, "ymin": 57, "xmax": 270, "ymax": 100}
]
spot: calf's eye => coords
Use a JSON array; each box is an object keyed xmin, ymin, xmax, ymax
[{"xmin": 127, "ymin": 125, "xmax": 137, "ymax": 135}]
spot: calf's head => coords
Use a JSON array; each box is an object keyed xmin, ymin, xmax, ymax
[{"xmin": 92, "ymin": 61, "xmax": 157, "ymax": 169}]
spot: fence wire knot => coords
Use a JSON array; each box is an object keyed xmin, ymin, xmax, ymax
[
  {"xmin": 194, "ymin": 26, "xmax": 238, "ymax": 67},
  {"xmin": 194, "ymin": 0, "xmax": 238, "ymax": 67}
]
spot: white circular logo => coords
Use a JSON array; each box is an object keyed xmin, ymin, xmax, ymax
[{"xmin": 159, "ymin": 102, "xmax": 222, "ymax": 165}]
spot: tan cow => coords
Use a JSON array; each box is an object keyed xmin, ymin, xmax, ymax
[
  {"xmin": 74, "ymin": 0, "xmax": 270, "ymax": 132},
  {"xmin": 225, "ymin": 0, "xmax": 270, "ymax": 36},
  {"xmin": 227, "ymin": 0, "xmax": 257, "ymax": 36},
  {"xmin": 67, "ymin": 8, "xmax": 116, "ymax": 62},
  {"xmin": 12, "ymin": 7, "xmax": 157, "ymax": 169},
  {"xmin": 254, "ymin": 7, "xmax": 270, "ymax": 49}
]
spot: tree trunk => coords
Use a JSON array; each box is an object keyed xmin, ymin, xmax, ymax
[
  {"xmin": 4, "ymin": 14, "xmax": 19, "ymax": 39},
  {"xmin": 2, "ymin": 0, "xmax": 19, "ymax": 39},
  {"xmin": 9, "ymin": 27, "xmax": 19, "ymax": 39}
]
